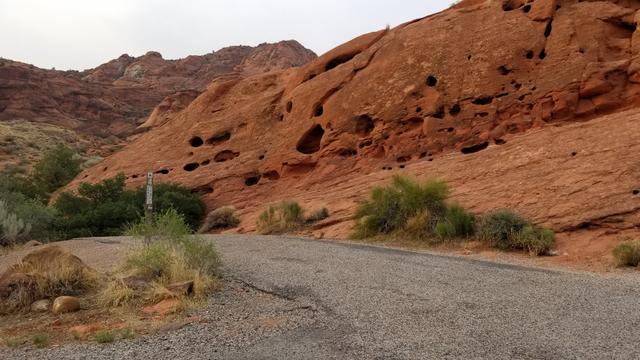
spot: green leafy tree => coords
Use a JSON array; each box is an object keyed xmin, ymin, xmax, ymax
[{"xmin": 32, "ymin": 144, "xmax": 81, "ymax": 195}]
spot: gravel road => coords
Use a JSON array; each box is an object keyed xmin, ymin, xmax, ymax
[{"xmin": 4, "ymin": 235, "xmax": 640, "ymax": 359}]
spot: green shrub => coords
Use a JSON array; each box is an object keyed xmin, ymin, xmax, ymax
[
  {"xmin": 257, "ymin": 201, "xmax": 304, "ymax": 234},
  {"xmin": 481, "ymin": 209, "xmax": 555, "ymax": 255},
  {"xmin": 612, "ymin": 240, "xmax": 640, "ymax": 267},
  {"xmin": 435, "ymin": 204, "xmax": 476, "ymax": 240},
  {"xmin": 132, "ymin": 183, "xmax": 206, "ymax": 231},
  {"xmin": 94, "ymin": 331, "xmax": 115, "ymax": 344},
  {"xmin": 352, "ymin": 176, "xmax": 448, "ymax": 238},
  {"xmin": 400, "ymin": 210, "xmax": 435, "ymax": 241},
  {"xmin": 0, "ymin": 200, "xmax": 31, "ymax": 246},
  {"xmin": 306, "ymin": 208, "xmax": 330, "ymax": 223},
  {"xmin": 31, "ymin": 144, "xmax": 81, "ymax": 195},
  {"xmin": 515, "ymin": 225, "xmax": 555, "ymax": 256},
  {"xmin": 199, "ymin": 206, "xmax": 240, "ymax": 233},
  {"xmin": 54, "ymin": 175, "xmax": 206, "ymax": 239},
  {"xmin": 32, "ymin": 334, "xmax": 49, "ymax": 348},
  {"xmin": 480, "ymin": 209, "xmax": 529, "ymax": 250}
]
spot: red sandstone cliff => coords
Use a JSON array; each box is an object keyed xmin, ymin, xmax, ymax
[{"xmin": 68, "ymin": 0, "xmax": 640, "ymax": 267}]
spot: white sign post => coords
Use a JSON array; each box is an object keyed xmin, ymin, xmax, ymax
[{"xmin": 144, "ymin": 172, "xmax": 154, "ymax": 245}]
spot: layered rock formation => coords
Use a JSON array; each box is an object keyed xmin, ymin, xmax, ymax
[
  {"xmin": 70, "ymin": 0, "xmax": 640, "ymax": 266},
  {"xmin": 0, "ymin": 41, "xmax": 316, "ymax": 167}
]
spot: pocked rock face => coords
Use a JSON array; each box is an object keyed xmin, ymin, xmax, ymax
[{"xmin": 69, "ymin": 0, "xmax": 640, "ymax": 254}]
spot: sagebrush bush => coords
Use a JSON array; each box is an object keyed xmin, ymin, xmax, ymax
[
  {"xmin": 257, "ymin": 201, "xmax": 305, "ymax": 234},
  {"xmin": 101, "ymin": 209, "xmax": 221, "ymax": 307},
  {"xmin": 435, "ymin": 204, "xmax": 476, "ymax": 240},
  {"xmin": 480, "ymin": 209, "xmax": 555, "ymax": 255},
  {"xmin": 480, "ymin": 209, "xmax": 529, "ymax": 250},
  {"xmin": 612, "ymin": 240, "xmax": 640, "ymax": 267},
  {"xmin": 515, "ymin": 225, "xmax": 555, "ymax": 256},
  {"xmin": 199, "ymin": 206, "xmax": 240, "ymax": 233},
  {"xmin": 0, "ymin": 200, "xmax": 31, "ymax": 246},
  {"xmin": 352, "ymin": 176, "xmax": 448, "ymax": 238}
]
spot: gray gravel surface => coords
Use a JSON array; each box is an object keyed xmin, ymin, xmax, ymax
[{"xmin": 4, "ymin": 235, "xmax": 640, "ymax": 359}]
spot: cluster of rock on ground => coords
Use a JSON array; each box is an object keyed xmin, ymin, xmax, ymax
[{"xmin": 57, "ymin": 0, "xmax": 640, "ymax": 268}]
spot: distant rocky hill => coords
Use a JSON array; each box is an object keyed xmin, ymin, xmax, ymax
[
  {"xmin": 0, "ymin": 41, "xmax": 316, "ymax": 168},
  {"xmin": 69, "ymin": 0, "xmax": 640, "ymax": 266}
]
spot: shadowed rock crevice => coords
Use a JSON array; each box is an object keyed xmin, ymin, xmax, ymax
[{"xmin": 296, "ymin": 124, "xmax": 325, "ymax": 154}]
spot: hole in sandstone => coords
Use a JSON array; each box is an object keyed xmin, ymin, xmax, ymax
[
  {"xmin": 416, "ymin": 106, "xmax": 422, "ymax": 113},
  {"xmin": 513, "ymin": 82, "xmax": 522, "ymax": 90},
  {"xmin": 522, "ymin": 4, "xmax": 531, "ymax": 12},
  {"xmin": 498, "ymin": 65, "xmax": 512, "ymax": 75},
  {"xmin": 155, "ymin": 169, "xmax": 170, "ymax": 175},
  {"xmin": 579, "ymin": 48, "xmax": 585, "ymax": 54},
  {"xmin": 472, "ymin": 96, "xmax": 494, "ymax": 105},
  {"xmin": 286, "ymin": 100, "xmax": 293, "ymax": 113},
  {"xmin": 502, "ymin": 1, "xmax": 514, "ymax": 11},
  {"xmin": 539, "ymin": 49, "xmax": 547, "ymax": 59},
  {"xmin": 206, "ymin": 131, "xmax": 231, "ymax": 145},
  {"xmin": 325, "ymin": 52, "xmax": 358, "ymax": 71},
  {"xmin": 244, "ymin": 175, "xmax": 261, "ymax": 186},
  {"xmin": 518, "ymin": 95, "xmax": 526, "ymax": 101},
  {"xmin": 571, "ymin": 151, "xmax": 577, "ymax": 157},
  {"xmin": 399, "ymin": 165, "xmax": 406, "ymax": 169},
  {"xmin": 419, "ymin": 152, "xmax": 427, "ymax": 159},
  {"xmin": 544, "ymin": 20, "xmax": 553, "ymax": 38},
  {"xmin": 359, "ymin": 139, "xmax": 373, "ymax": 148},
  {"xmin": 355, "ymin": 115, "xmax": 375, "ymax": 136},
  {"xmin": 426, "ymin": 75, "xmax": 438, "ymax": 87},
  {"xmin": 461, "ymin": 142, "xmax": 489, "ymax": 154},
  {"xmin": 447, "ymin": 127, "xmax": 455, "ymax": 132},
  {"xmin": 633, "ymin": 190, "xmax": 640, "ymax": 196},
  {"xmin": 103, "ymin": 167, "xmax": 108, "ymax": 172},
  {"xmin": 526, "ymin": 50, "xmax": 534, "ymax": 59},
  {"xmin": 314, "ymin": 105, "xmax": 324, "ymax": 117},
  {"xmin": 214, "ymin": 150, "xmax": 240, "ymax": 162},
  {"xmin": 131, "ymin": 175, "xmax": 138, "ymax": 179},
  {"xmin": 495, "ymin": 139, "xmax": 506, "ymax": 145},
  {"xmin": 264, "ymin": 170, "xmax": 280, "ymax": 181},
  {"xmin": 296, "ymin": 124, "xmax": 325, "ymax": 154},
  {"xmin": 449, "ymin": 104, "xmax": 461, "ymax": 116},
  {"xmin": 183, "ymin": 163, "xmax": 200, "ymax": 172},
  {"xmin": 432, "ymin": 106, "xmax": 445, "ymax": 119},
  {"xmin": 190, "ymin": 136, "xmax": 204, "ymax": 147},
  {"xmin": 279, "ymin": 114, "xmax": 284, "ymax": 122},
  {"xmin": 339, "ymin": 148, "xmax": 357, "ymax": 157},
  {"xmin": 397, "ymin": 156, "xmax": 410, "ymax": 163},
  {"xmin": 259, "ymin": 155, "xmax": 265, "ymax": 160},
  {"xmin": 201, "ymin": 160, "xmax": 211, "ymax": 166}
]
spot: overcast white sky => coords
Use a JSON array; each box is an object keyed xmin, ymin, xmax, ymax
[{"xmin": 0, "ymin": 0, "xmax": 449, "ymax": 71}]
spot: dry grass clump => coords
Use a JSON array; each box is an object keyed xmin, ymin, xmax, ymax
[
  {"xmin": 306, "ymin": 207, "xmax": 330, "ymax": 223},
  {"xmin": 257, "ymin": 201, "xmax": 305, "ymax": 234},
  {"xmin": 199, "ymin": 206, "xmax": 240, "ymax": 233},
  {"xmin": 612, "ymin": 240, "xmax": 640, "ymax": 267},
  {"xmin": 1, "ymin": 246, "xmax": 98, "ymax": 313},
  {"xmin": 99, "ymin": 209, "xmax": 221, "ymax": 308}
]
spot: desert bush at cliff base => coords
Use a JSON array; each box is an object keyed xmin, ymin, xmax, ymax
[
  {"xmin": 352, "ymin": 176, "xmax": 554, "ymax": 256},
  {"xmin": 257, "ymin": 201, "xmax": 305, "ymax": 234},
  {"xmin": 199, "ymin": 206, "xmax": 240, "ymax": 233},
  {"xmin": 612, "ymin": 240, "xmax": 640, "ymax": 267},
  {"xmin": 99, "ymin": 209, "xmax": 221, "ymax": 308},
  {"xmin": 480, "ymin": 209, "xmax": 555, "ymax": 256}
]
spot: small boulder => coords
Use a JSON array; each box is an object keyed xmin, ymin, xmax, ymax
[
  {"xmin": 30, "ymin": 299, "xmax": 51, "ymax": 312},
  {"xmin": 52, "ymin": 296, "xmax": 81, "ymax": 314},
  {"xmin": 166, "ymin": 281, "xmax": 194, "ymax": 296},
  {"xmin": 23, "ymin": 240, "xmax": 43, "ymax": 247}
]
